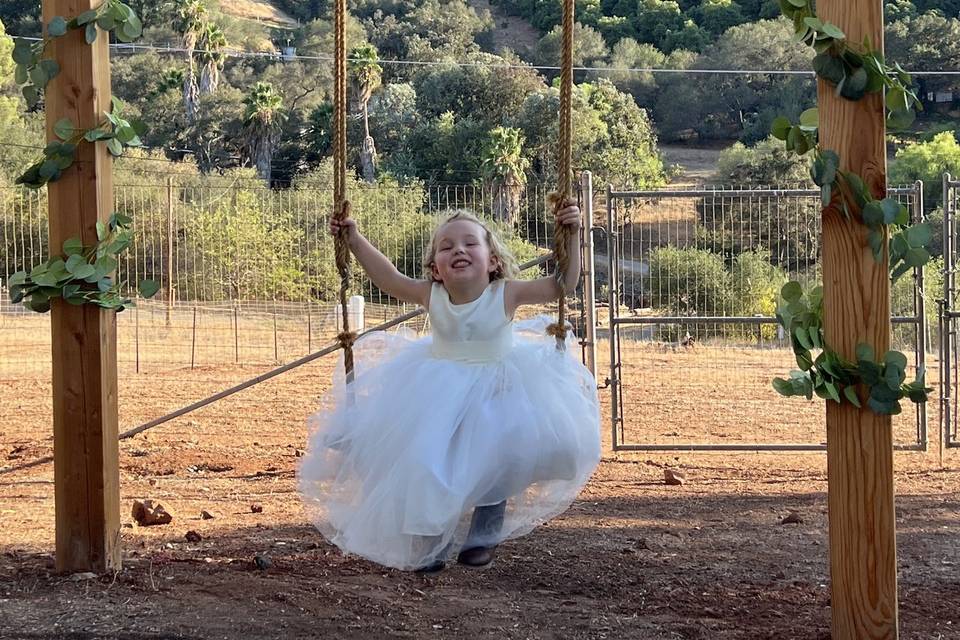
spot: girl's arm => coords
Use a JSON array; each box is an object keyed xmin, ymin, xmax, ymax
[
  {"xmin": 331, "ymin": 217, "xmax": 431, "ymax": 307},
  {"xmin": 504, "ymin": 200, "xmax": 582, "ymax": 316}
]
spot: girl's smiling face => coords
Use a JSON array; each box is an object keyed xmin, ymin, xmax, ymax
[{"xmin": 430, "ymin": 219, "xmax": 499, "ymax": 285}]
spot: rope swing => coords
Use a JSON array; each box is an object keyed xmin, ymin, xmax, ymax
[
  {"xmin": 332, "ymin": 0, "xmax": 357, "ymax": 380},
  {"xmin": 330, "ymin": 0, "xmax": 576, "ymax": 359},
  {"xmin": 546, "ymin": 0, "xmax": 576, "ymax": 350}
]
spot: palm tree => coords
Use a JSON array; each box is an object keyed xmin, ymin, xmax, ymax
[
  {"xmin": 198, "ymin": 23, "xmax": 227, "ymax": 95},
  {"xmin": 173, "ymin": 0, "xmax": 207, "ymax": 121},
  {"xmin": 348, "ymin": 44, "xmax": 383, "ymax": 183},
  {"xmin": 481, "ymin": 127, "xmax": 530, "ymax": 225},
  {"xmin": 242, "ymin": 82, "xmax": 285, "ymax": 182}
]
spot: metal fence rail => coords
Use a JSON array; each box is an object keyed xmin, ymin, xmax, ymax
[{"xmin": 941, "ymin": 173, "xmax": 960, "ymax": 448}]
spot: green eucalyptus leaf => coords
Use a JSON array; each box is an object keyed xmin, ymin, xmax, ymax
[
  {"xmin": 48, "ymin": 16, "xmax": 68, "ymax": 36},
  {"xmin": 883, "ymin": 350, "xmax": 908, "ymax": 371},
  {"xmin": 12, "ymin": 39, "xmax": 33, "ymax": 65},
  {"xmin": 106, "ymin": 138, "xmax": 123, "ymax": 157},
  {"xmin": 858, "ymin": 360, "xmax": 881, "ymax": 385},
  {"xmin": 76, "ymin": 9, "xmax": 97, "ymax": 25},
  {"xmin": 72, "ymin": 263, "xmax": 96, "ymax": 280},
  {"xmin": 15, "ymin": 63, "xmax": 28, "ymax": 85},
  {"xmin": 813, "ymin": 53, "xmax": 845, "ymax": 84},
  {"xmin": 54, "ymin": 118, "xmax": 74, "ymax": 141},
  {"xmin": 799, "ymin": 107, "xmax": 819, "ymax": 130},
  {"xmin": 63, "ymin": 237, "xmax": 84, "ymax": 256},
  {"xmin": 821, "ymin": 22, "xmax": 844, "ymax": 39},
  {"xmin": 38, "ymin": 158, "xmax": 60, "ymax": 180},
  {"xmin": 771, "ymin": 116, "xmax": 791, "ymax": 140},
  {"xmin": 867, "ymin": 397, "xmax": 901, "ymax": 415},
  {"xmin": 808, "ymin": 286, "xmax": 823, "ymax": 310},
  {"xmin": 907, "ymin": 223, "xmax": 932, "ymax": 248},
  {"xmin": 139, "ymin": 279, "xmax": 160, "ymax": 298},
  {"xmin": 868, "ymin": 230, "xmax": 884, "ymax": 259},
  {"xmin": 825, "ymin": 381, "xmax": 841, "ymax": 403},
  {"xmin": 65, "ymin": 253, "xmax": 87, "ymax": 274},
  {"xmin": 39, "ymin": 59, "xmax": 60, "ymax": 80},
  {"xmin": 887, "ymin": 108, "xmax": 915, "ymax": 131},
  {"xmin": 843, "ymin": 385, "xmax": 862, "ymax": 407},
  {"xmin": 85, "ymin": 22, "xmax": 97, "ymax": 44},
  {"xmin": 890, "ymin": 261, "xmax": 912, "ymax": 283},
  {"xmin": 29, "ymin": 65, "xmax": 48, "ymax": 88},
  {"xmin": 794, "ymin": 326, "xmax": 813, "ymax": 350},
  {"xmin": 880, "ymin": 199, "xmax": 902, "ymax": 225},
  {"xmin": 773, "ymin": 377, "xmax": 793, "ymax": 396},
  {"xmin": 22, "ymin": 85, "xmax": 40, "ymax": 108},
  {"xmin": 862, "ymin": 201, "xmax": 884, "ymax": 227},
  {"xmin": 781, "ymin": 281, "xmax": 803, "ymax": 303},
  {"xmin": 905, "ymin": 247, "xmax": 930, "ymax": 268}
]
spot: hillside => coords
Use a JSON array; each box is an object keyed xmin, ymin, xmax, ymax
[{"xmin": 215, "ymin": 0, "xmax": 299, "ymax": 29}]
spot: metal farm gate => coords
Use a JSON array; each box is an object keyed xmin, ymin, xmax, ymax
[
  {"xmin": 940, "ymin": 173, "xmax": 960, "ymax": 448},
  {"xmin": 605, "ymin": 184, "xmax": 929, "ymax": 452}
]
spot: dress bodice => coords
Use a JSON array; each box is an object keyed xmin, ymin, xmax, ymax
[{"xmin": 428, "ymin": 281, "xmax": 512, "ymax": 362}]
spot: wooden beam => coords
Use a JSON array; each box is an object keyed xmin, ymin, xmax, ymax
[
  {"xmin": 818, "ymin": 0, "xmax": 898, "ymax": 637},
  {"xmin": 43, "ymin": 0, "xmax": 120, "ymax": 573}
]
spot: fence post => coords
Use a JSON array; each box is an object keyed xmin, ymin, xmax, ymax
[
  {"xmin": 190, "ymin": 305, "xmax": 198, "ymax": 369},
  {"xmin": 580, "ymin": 171, "xmax": 598, "ymax": 381},
  {"xmin": 307, "ymin": 303, "xmax": 313, "ymax": 353},
  {"xmin": 166, "ymin": 176, "xmax": 174, "ymax": 327},
  {"xmin": 233, "ymin": 305, "xmax": 239, "ymax": 364},
  {"xmin": 135, "ymin": 303, "xmax": 140, "ymax": 374},
  {"xmin": 273, "ymin": 303, "xmax": 280, "ymax": 363}
]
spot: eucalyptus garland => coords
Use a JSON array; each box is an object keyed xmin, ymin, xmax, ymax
[
  {"xmin": 5, "ymin": 1, "xmax": 157, "ymax": 311},
  {"xmin": 771, "ymin": 0, "xmax": 931, "ymax": 413}
]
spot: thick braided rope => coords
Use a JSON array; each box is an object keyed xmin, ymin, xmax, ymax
[
  {"xmin": 332, "ymin": 0, "xmax": 356, "ymax": 375},
  {"xmin": 547, "ymin": 0, "xmax": 575, "ymax": 350}
]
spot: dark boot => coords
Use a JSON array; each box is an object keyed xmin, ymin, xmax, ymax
[{"xmin": 457, "ymin": 500, "xmax": 506, "ymax": 567}]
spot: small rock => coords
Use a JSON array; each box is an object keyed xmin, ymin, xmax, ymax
[
  {"xmin": 294, "ymin": 449, "xmax": 304, "ymax": 457},
  {"xmin": 131, "ymin": 499, "xmax": 173, "ymax": 526},
  {"xmin": 200, "ymin": 510, "xmax": 215, "ymax": 520},
  {"xmin": 781, "ymin": 511, "xmax": 804, "ymax": 525},
  {"xmin": 253, "ymin": 555, "xmax": 272, "ymax": 570},
  {"xmin": 185, "ymin": 530, "xmax": 203, "ymax": 543},
  {"xmin": 250, "ymin": 504, "xmax": 263, "ymax": 514},
  {"xmin": 663, "ymin": 469, "xmax": 686, "ymax": 486}
]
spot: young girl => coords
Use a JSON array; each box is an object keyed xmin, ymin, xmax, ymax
[{"xmin": 298, "ymin": 202, "xmax": 601, "ymax": 572}]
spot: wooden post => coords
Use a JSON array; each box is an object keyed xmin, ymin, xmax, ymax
[
  {"xmin": 44, "ymin": 0, "xmax": 120, "ymax": 573},
  {"xmin": 166, "ymin": 176, "xmax": 174, "ymax": 327},
  {"xmin": 818, "ymin": 0, "xmax": 898, "ymax": 637}
]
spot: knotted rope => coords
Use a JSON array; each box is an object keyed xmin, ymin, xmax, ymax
[
  {"xmin": 546, "ymin": 0, "xmax": 575, "ymax": 350},
  {"xmin": 333, "ymin": 0, "xmax": 356, "ymax": 378}
]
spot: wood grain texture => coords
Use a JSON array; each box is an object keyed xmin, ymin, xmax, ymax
[
  {"xmin": 43, "ymin": 0, "xmax": 120, "ymax": 573},
  {"xmin": 818, "ymin": 0, "xmax": 898, "ymax": 637}
]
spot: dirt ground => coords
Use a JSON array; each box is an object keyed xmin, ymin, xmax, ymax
[{"xmin": 1, "ymin": 342, "xmax": 959, "ymax": 640}]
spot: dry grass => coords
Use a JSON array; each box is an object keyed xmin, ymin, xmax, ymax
[{"xmin": 217, "ymin": 0, "xmax": 299, "ymax": 28}]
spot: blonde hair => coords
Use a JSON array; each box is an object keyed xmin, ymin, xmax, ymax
[{"xmin": 422, "ymin": 209, "xmax": 519, "ymax": 282}]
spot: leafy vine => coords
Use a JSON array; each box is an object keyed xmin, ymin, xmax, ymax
[
  {"xmin": 5, "ymin": 1, "xmax": 157, "ymax": 310},
  {"xmin": 771, "ymin": 0, "xmax": 932, "ymax": 412}
]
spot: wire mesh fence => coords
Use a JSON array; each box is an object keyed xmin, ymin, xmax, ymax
[
  {"xmin": 603, "ymin": 184, "xmax": 933, "ymax": 450},
  {"xmin": 1, "ymin": 180, "xmax": 560, "ymax": 379}
]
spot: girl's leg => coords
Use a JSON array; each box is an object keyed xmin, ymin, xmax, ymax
[
  {"xmin": 458, "ymin": 500, "xmax": 506, "ymax": 566},
  {"xmin": 465, "ymin": 500, "xmax": 506, "ymax": 547}
]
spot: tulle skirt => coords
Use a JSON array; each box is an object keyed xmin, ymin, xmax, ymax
[{"xmin": 298, "ymin": 317, "xmax": 601, "ymax": 570}]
